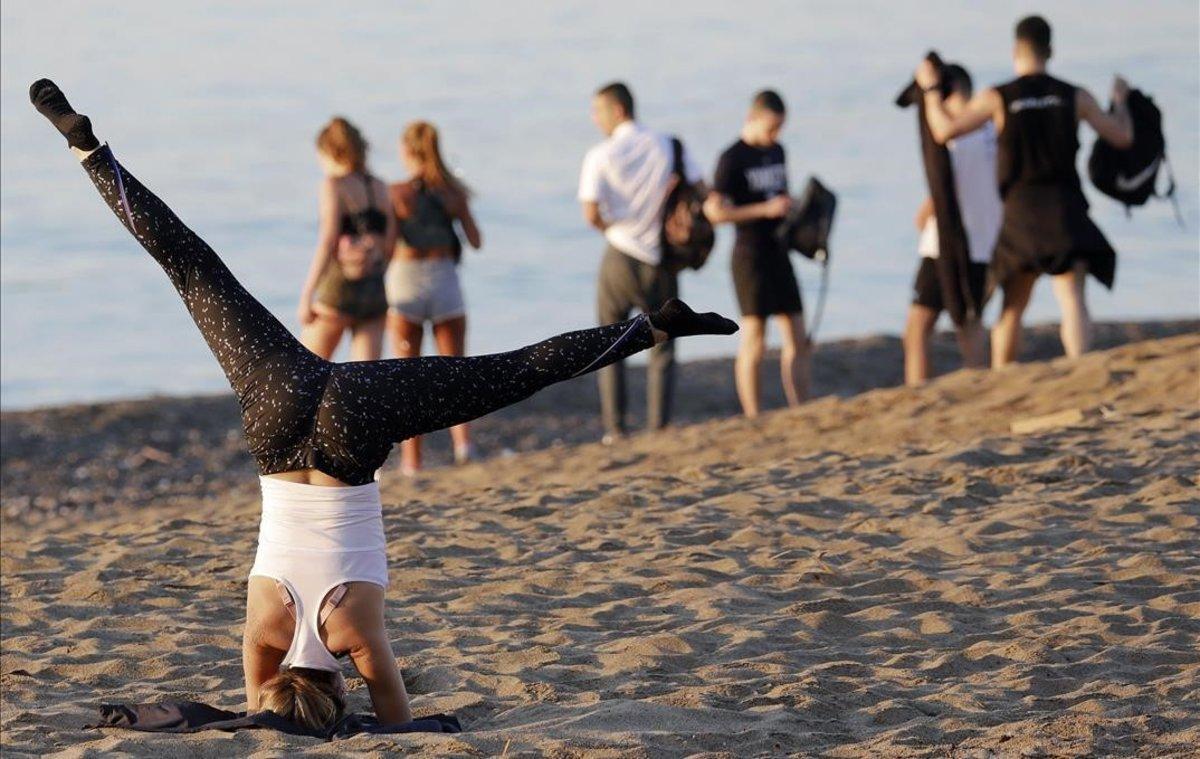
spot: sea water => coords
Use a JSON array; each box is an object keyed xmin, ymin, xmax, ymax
[{"xmin": 2, "ymin": 0, "xmax": 1196, "ymax": 408}]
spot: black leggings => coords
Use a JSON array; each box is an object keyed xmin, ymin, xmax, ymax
[{"xmin": 80, "ymin": 146, "xmax": 655, "ymax": 485}]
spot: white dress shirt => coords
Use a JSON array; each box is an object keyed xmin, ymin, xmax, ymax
[{"xmin": 579, "ymin": 120, "xmax": 702, "ymax": 266}]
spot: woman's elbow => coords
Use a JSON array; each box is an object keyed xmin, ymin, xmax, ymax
[
  {"xmin": 316, "ymin": 233, "xmax": 339, "ymax": 256},
  {"xmin": 928, "ymin": 124, "xmax": 953, "ymax": 145}
]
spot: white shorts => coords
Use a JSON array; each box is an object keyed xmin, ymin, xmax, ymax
[{"xmin": 385, "ymin": 258, "xmax": 465, "ymax": 324}]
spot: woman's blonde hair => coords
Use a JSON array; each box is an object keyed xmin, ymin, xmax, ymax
[
  {"xmin": 317, "ymin": 117, "xmax": 368, "ymax": 172},
  {"xmin": 402, "ymin": 121, "xmax": 471, "ymax": 197},
  {"xmin": 258, "ymin": 667, "xmax": 345, "ymax": 730}
]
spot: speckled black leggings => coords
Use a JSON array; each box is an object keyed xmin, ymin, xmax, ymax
[{"xmin": 80, "ymin": 145, "xmax": 655, "ymax": 485}]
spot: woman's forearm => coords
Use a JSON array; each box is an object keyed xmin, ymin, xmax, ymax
[
  {"xmin": 382, "ymin": 206, "xmax": 398, "ymax": 261},
  {"xmin": 460, "ymin": 207, "xmax": 482, "ymax": 249},
  {"xmin": 352, "ymin": 642, "xmax": 412, "ymax": 725}
]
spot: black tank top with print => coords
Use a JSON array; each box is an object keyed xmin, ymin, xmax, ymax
[
  {"xmin": 990, "ymin": 73, "xmax": 1116, "ymax": 290},
  {"xmin": 995, "ymin": 74, "xmax": 1080, "ymax": 198}
]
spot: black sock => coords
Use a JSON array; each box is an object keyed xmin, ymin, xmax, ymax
[
  {"xmin": 648, "ymin": 299, "xmax": 738, "ymax": 338},
  {"xmin": 30, "ymin": 79, "xmax": 99, "ymax": 151}
]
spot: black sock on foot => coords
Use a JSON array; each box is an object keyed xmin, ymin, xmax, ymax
[
  {"xmin": 30, "ymin": 79, "xmax": 99, "ymax": 151},
  {"xmin": 648, "ymin": 299, "xmax": 738, "ymax": 338}
]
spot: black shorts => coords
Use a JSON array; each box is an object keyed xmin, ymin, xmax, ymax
[
  {"xmin": 732, "ymin": 245, "xmax": 803, "ymax": 317},
  {"xmin": 992, "ymin": 185, "xmax": 1116, "ymax": 289},
  {"xmin": 912, "ymin": 258, "xmax": 988, "ymax": 316}
]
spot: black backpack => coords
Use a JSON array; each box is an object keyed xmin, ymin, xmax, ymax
[
  {"xmin": 1088, "ymin": 89, "xmax": 1178, "ymax": 217},
  {"xmin": 775, "ymin": 176, "xmax": 837, "ymax": 262},
  {"xmin": 660, "ymin": 137, "xmax": 715, "ymax": 272}
]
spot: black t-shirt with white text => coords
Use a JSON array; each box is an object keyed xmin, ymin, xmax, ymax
[{"xmin": 712, "ymin": 139, "xmax": 788, "ymax": 253}]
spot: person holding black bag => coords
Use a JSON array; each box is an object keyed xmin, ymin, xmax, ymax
[
  {"xmin": 579, "ymin": 82, "xmax": 704, "ymax": 442},
  {"xmin": 915, "ymin": 15, "xmax": 1133, "ymax": 366},
  {"xmin": 705, "ymin": 90, "xmax": 808, "ymax": 417}
]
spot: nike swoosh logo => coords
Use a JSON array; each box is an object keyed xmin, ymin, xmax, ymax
[{"xmin": 1115, "ymin": 159, "xmax": 1159, "ymax": 192}]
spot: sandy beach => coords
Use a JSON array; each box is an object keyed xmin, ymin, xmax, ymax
[{"xmin": 2, "ymin": 323, "xmax": 1198, "ymax": 757}]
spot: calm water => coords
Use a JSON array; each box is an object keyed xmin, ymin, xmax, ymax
[{"xmin": 2, "ymin": 1, "xmax": 1197, "ymax": 408}]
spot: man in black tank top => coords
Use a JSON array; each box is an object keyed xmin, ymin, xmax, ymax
[{"xmin": 915, "ymin": 15, "xmax": 1133, "ymax": 367}]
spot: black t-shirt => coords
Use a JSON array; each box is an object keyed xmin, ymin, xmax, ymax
[{"xmin": 712, "ymin": 139, "xmax": 788, "ymax": 253}]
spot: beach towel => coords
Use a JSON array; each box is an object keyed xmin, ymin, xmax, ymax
[{"xmin": 89, "ymin": 701, "xmax": 461, "ymax": 740}]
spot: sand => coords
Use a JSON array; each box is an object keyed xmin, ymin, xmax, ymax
[{"xmin": 2, "ymin": 329, "xmax": 1198, "ymax": 757}]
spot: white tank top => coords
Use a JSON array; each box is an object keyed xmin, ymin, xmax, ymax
[
  {"xmin": 947, "ymin": 123, "xmax": 1002, "ymax": 264},
  {"xmin": 249, "ymin": 477, "xmax": 388, "ymax": 672},
  {"xmin": 918, "ymin": 123, "xmax": 1003, "ymax": 264},
  {"xmin": 918, "ymin": 217, "xmax": 939, "ymax": 258}
]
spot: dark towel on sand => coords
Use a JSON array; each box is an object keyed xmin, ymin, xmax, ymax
[{"xmin": 90, "ymin": 701, "xmax": 461, "ymax": 740}]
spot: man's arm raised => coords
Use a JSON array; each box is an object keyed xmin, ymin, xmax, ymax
[
  {"xmin": 915, "ymin": 58, "xmax": 1002, "ymax": 145},
  {"xmin": 1078, "ymin": 77, "xmax": 1133, "ymax": 149}
]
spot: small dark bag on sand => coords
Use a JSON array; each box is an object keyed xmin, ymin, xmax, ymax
[
  {"xmin": 1087, "ymin": 88, "xmax": 1179, "ymax": 218},
  {"xmin": 661, "ymin": 136, "xmax": 715, "ymax": 272},
  {"xmin": 775, "ymin": 176, "xmax": 837, "ymax": 262},
  {"xmin": 89, "ymin": 701, "xmax": 461, "ymax": 741}
]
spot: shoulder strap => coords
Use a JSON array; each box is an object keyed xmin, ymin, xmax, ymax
[
  {"xmin": 275, "ymin": 580, "xmax": 348, "ymax": 626},
  {"xmin": 362, "ymin": 172, "xmax": 384, "ymax": 211},
  {"xmin": 336, "ymin": 173, "xmax": 366, "ymax": 216},
  {"xmin": 1160, "ymin": 153, "xmax": 1185, "ymax": 227}
]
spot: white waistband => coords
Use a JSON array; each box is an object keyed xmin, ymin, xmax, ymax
[{"xmin": 257, "ymin": 477, "xmax": 385, "ymax": 553}]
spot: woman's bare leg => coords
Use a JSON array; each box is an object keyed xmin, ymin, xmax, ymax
[
  {"xmin": 348, "ymin": 315, "xmax": 385, "ymax": 362},
  {"xmin": 433, "ymin": 316, "xmax": 472, "ymax": 460},
  {"xmin": 389, "ymin": 313, "xmax": 426, "ymax": 473},
  {"xmin": 303, "ymin": 307, "xmax": 348, "ymax": 360}
]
